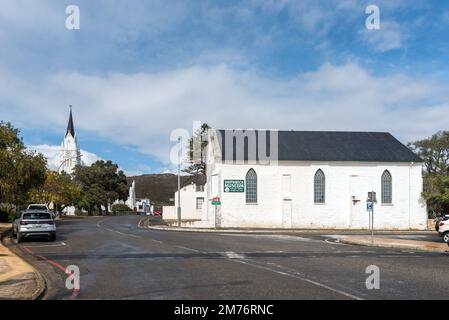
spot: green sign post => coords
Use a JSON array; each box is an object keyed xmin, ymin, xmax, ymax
[{"xmin": 224, "ymin": 180, "xmax": 245, "ymax": 193}]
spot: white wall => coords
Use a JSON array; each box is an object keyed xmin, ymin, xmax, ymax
[
  {"xmin": 204, "ymin": 161, "xmax": 427, "ymax": 230},
  {"xmin": 162, "ymin": 206, "xmax": 176, "ymax": 219},
  {"xmin": 171, "ymin": 183, "xmax": 206, "ymax": 220}
]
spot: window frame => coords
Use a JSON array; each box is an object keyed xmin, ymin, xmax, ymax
[
  {"xmin": 314, "ymin": 169, "xmax": 326, "ymax": 204},
  {"xmin": 196, "ymin": 197, "xmax": 205, "ymax": 210},
  {"xmin": 381, "ymin": 170, "xmax": 392, "ymax": 204},
  {"xmin": 246, "ymin": 168, "xmax": 258, "ymax": 204}
]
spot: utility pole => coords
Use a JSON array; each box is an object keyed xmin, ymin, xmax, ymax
[{"xmin": 177, "ymin": 136, "xmax": 182, "ymax": 227}]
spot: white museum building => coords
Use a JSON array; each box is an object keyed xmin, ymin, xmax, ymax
[{"xmin": 193, "ymin": 129, "xmax": 427, "ymax": 230}]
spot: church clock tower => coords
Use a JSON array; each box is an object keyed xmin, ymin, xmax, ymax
[{"xmin": 60, "ymin": 106, "xmax": 82, "ymax": 174}]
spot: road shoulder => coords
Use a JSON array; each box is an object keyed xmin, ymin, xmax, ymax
[
  {"xmin": 337, "ymin": 235, "xmax": 449, "ymax": 253},
  {"xmin": 0, "ymin": 223, "xmax": 46, "ymax": 300}
]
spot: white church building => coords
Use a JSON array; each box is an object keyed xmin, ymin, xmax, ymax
[
  {"xmin": 59, "ymin": 107, "xmax": 83, "ymax": 215},
  {"xmin": 59, "ymin": 106, "xmax": 82, "ymax": 175},
  {"xmin": 195, "ymin": 129, "xmax": 427, "ymax": 230}
]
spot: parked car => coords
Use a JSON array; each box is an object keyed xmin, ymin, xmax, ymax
[
  {"xmin": 153, "ymin": 210, "xmax": 162, "ymax": 217},
  {"xmin": 437, "ymin": 217, "xmax": 449, "ymax": 243},
  {"xmin": 27, "ymin": 204, "xmax": 49, "ymax": 211},
  {"xmin": 26, "ymin": 204, "xmax": 55, "ymax": 219},
  {"xmin": 12, "ymin": 211, "xmax": 56, "ymax": 243},
  {"xmin": 435, "ymin": 215, "xmax": 449, "ymax": 232}
]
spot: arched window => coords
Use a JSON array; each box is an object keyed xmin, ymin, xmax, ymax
[
  {"xmin": 381, "ymin": 170, "xmax": 392, "ymax": 204},
  {"xmin": 246, "ymin": 169, "xmax": 257, "ymax": 204},
  {"xmin": 314, "ymin": 169, "xmax": 325, "ymax": 204}
]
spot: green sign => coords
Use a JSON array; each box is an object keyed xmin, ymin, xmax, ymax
[{"xmin": 224, "ymin": 180, "xmax": 245, "ymax": 193}]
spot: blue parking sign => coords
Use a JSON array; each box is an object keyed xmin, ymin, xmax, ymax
[{"xmin": 366, "ymin": 201, "xmax": 374, "ymax": 211}]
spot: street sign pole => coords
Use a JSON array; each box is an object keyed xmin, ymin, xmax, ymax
[
  {"xmin": 371, "ymin": 191, "xmax": 375, "ymax": 245},
  {"xmin": 367, "ymin": 190, "xmax": 376, "ymax": 245},
  {"xmin": 212, "ymin": 197, "xmax": 221, "ymax": 229}
]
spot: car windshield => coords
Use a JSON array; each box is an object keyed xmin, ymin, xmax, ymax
[
  {"xmin": 22, "ymin": 212, "xmax": 52, "ymax": 220},
  {"xmin": 28, "ymin": 205, "xmax": 47, "ymax": 210}
]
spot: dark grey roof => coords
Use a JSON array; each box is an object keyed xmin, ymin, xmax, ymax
[
  {"xmin": 66, "ymin": 106, "xmax": 75, "ymax": 137},
  {"xmin": 216, "ymin": 130, "xmax": 422, "ymax": 163}
]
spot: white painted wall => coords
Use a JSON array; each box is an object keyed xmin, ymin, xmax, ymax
[
  {"xmin": 162, "ymin": 206, "xmax": 176, "ymax": 219},
  {"xmin": 204, "ymin": 161, "xmax": 427, "ymax": 230},
  {"xmin": 167, "ymin": 183, "xmax": 206, "ymax": 220}
]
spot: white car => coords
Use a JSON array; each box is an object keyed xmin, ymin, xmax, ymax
[
  {"xmin": 27, "ymin": 204, "xmax": 49, "ymax": 211},
  {"xmin": 438, "ymin": 217, "xmax": 449, "ymax": 243},
  {"xmin": 13, "ymin": 211, "xmax": 56, "ymax": 243}
]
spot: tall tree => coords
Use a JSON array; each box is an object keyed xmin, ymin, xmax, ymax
[
  {"xmin": 408, "ymin": 131, "xmax": 449, "ymax": 175},
  {"xmin": 183, "ymin": 123, "xmax": 210, "ymax": 176},
  {"xmin": 0, "ymin": 122, "xmax": 47, "ymax": 205},
  {"xmin": 74, "ymin": 160, "xmax": 128, "ymax": 215},
  {"xmin": 409, "ymin": 131, "xmax": 449, "ymax": 216},
  {"xmin": 28, "ymin": 171, "xmax": 81, "ymax": 213}
]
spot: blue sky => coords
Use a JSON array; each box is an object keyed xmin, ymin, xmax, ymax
[{"xmin": 1, "ymin": 0, "xmax": 449, "ymax": 175}]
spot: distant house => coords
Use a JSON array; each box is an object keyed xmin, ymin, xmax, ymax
[
  {"xmin": 196, "ymin": 129, "xmax": 427, "ymax": 230},
  {"xmin": 163, "ymin": 175, "xmax": 206, "ymax": 220}
]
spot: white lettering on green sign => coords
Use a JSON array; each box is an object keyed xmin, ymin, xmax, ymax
[{"xmin": 224, "ymin": 180, "xmax": 245, "ymax": 193}]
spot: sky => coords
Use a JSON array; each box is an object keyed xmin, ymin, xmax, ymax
[{"xmin": 1, "ymin": 0, "xmax": 449, "ymax": 175}]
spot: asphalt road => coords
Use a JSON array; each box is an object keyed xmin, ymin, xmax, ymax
[{"xmin": 6, "ymin": 215, "xmax": 449, "ymax": 300}]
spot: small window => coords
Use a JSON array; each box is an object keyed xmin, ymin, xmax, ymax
[
  {"xmin": 381, "ymin": 170, "xmax": 392, "ymax": 204},
  {"xmin": 314, "ymin": 169, "xmax": 325, "ymax": 204},
  {"xmin": 195, "ymin": 184, "xmax": 205, "ymax": 192},
  {"xmin": 246, "ymin": 169, "xmax": 257, "ymax": 204},
  {"xmin": 196, "ymin": 197, "xmax": 205, "ymax": 210}
]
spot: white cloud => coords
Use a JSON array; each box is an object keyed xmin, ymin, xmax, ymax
[
  {"xmin": 359, "ymin": 20, "xmax": 405, "ymax": 53},
  {"xmin": 29, "ymin": 144, "xmax": 102, "ymax": 171},
  {"xmin": 2, "ymin": 62, "xmax": 448, "ymax": 168}
]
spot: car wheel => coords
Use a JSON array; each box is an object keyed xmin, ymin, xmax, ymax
[
  {"xmin": 17, "ymin": 232, "xmax": 22, "ymax": 243},
  {"xmin": 12, "ymin": 227, "xmax": 16, "ymax": 238},
  {"xmin": 49, "ymin": 234, "xmax": 56, "ymax": 242},
  {"xmin": 443, "ymin": 232, "xmax": 449, "ymax": 243}
]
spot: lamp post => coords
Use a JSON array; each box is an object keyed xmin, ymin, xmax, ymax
[{"xmin": 177, "ymin": 136, "xmax": 182, "ymax": 227}]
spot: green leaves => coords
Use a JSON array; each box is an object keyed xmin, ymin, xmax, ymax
[
  {"xmin": 0, "ymin": 122, "xmax": 47, "ymax": 205},
  {"xmin": 410, "ymin": 131, "xmax": 449, "ymax": 216},
  {"xmin": 73, "ymin": 160, "xmax": 128, "ymax": 215},
  {"xmin": 409, "ymin": 131, "xmax": 449, "ymax": 175}
]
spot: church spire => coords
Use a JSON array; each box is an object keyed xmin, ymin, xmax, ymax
[{"xmin": 66, "ymin": 105, "xmax": 76, "ymax": 137}]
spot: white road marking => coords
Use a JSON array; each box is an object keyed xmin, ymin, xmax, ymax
[
  {"xmin": 96, "ymin": 219, "xmax": 141, "ymax": 239},
  {"xmin": 24, "ymin": 242, "xmax": 67, "ymax": 248},
  {"xmin": 220, "ymin": 234, "xmax": 322, "ymax": 243},
  {"xmin": 324, "ymin": 238, "xmax": 347, "ymax": 245},
  {"xmin": 223, "ymin": 252, "xmax": 246, "ymax": 259},
  {"xmin": 175, "ymin": 245, "xmax": 201, "ymax": 253},
  {"xmin": 232, "ymin": 258, "xmax": 363, "ymax": 300}
]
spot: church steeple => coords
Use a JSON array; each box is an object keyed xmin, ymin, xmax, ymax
[
  {"xmin": 66, "ymin": 105, "xmax": 76, "ymax": 138},
  {"xmin": 60, "ymin": 105, "xmax": 81, "ymax": 174}
]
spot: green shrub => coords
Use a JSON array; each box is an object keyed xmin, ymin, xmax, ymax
[
  {"xmin": 111, "ymin": 203, "xmax": 131, "ymax": 214},
  {"xmin": 0, "ymin": 204, "xmax": 16, "ymax": 223}
]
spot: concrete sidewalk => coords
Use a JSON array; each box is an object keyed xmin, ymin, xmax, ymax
[
  {"xmin": 0, "ymin": 223, "xmax": 45, "ymax": 300},
  {"xmin": 141, "ymin": 222, "xmax": 434, "ymax": 234},
  {"xmin": 338, "ymin": 235, "xmax": 449, "ymax": 253}
]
